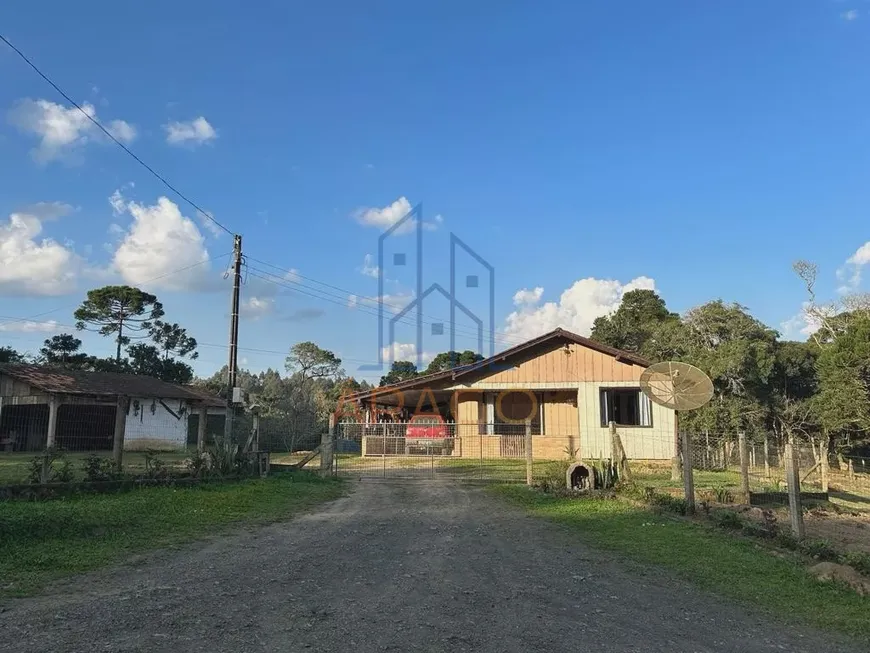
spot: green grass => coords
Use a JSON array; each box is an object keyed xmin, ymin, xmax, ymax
[
  {"xmin": 0, "ymin": 472, "xmax": 344, "ymax": 597},
  {"xmin": 0, "ymin": 450, "xmax": 192, "ymax": 485},
  {"xmin": 493, "ymin": 485, "xmax": 869, "ymax": 639}
]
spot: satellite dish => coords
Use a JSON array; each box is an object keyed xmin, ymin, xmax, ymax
[{"xmin": 640, "ymin": 361, "xmax": 713, "ymax": 411}]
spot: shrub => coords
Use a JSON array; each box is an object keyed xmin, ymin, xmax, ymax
[
  {"xmin": 841, "ymin": 551, "xmax": 870, "ymax": 576},
  {"xmin": 27, "ymin": 448, "xmax": 72, "ymax": 484},
  {"xmin": 713, "ymin": 486, "xmax": 734, "ymax": 503},
  {"xmin": 712, "ymin": 509, "xmax": 743, "ymax": 530},
  {"xmin": 82, "ymin": 454, "xmax": 118, "ymax": 483},
  {"xmin": 799, "ymin": 539, "xmax": 839, "ymax": 562},
  {"xmin": 142, "ymin": 450, "xmax": 169, "ymax": 480}
]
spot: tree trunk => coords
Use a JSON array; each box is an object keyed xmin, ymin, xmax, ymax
[{"xmin": 116, "ymin": 319, "xmax": 124, "ymax": 363}]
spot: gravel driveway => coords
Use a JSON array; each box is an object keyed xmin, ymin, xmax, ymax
[{"xmin": 0, "ymin": 481, "xmax": 864, "ymax": 652}]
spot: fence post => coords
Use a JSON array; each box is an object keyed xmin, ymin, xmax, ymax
[
  {"xmin": 763, "ymin": 433, "xmax": 770, "ymax": 479},
  {"xmin": 197, "ymin": 406, "xmax": 207, "ymax": 452},
  {"xmin": 112, "ymin": 395, "xmax": 129, "ymax": 471},
  {"xmin": 609, "ymin": 421, "xmax": 630, "ymax": 480},
  {"xmin": 820, "ymin": 438, "xmax": 829, "ymax": 493},
  {"xmin": 784, "ymin": 441, "xmax": 805, "ymax": 539},
  {"xmin": 525, "ymin": 419, "xmax": 533, "ymax": 486},
  {"xmin": 671, "ymin": 417, "xmax": 681, "ymax": 481},
  {"xmin": 321, "ymin": 414, "xmax": 335, "ymax": 473},
  {"xmin": 738, "ymin": 432, "xmax": 751, "ymax": 504},
  {"xmin": 46, "ymin": 393, "xmax": 59, "ymax": 448},
  {"xmin": 382, "ymin": 422, "xmax": 387, "ymax": 478},
  {"xmin": 681, "ymin": 431, "xmax": 695, "ymax": 515}
]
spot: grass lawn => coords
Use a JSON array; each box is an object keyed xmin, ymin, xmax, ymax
[
  {"xmin": 493, "ymin": 485, "xmax": 869, "ymax": 639},
  {"xmin": 0, "ymin": 472, "xmax": 344, "ymax": 597},
  {"xmin": 0, "ymin": 450, "xmax": 192, "ymax": 485}
]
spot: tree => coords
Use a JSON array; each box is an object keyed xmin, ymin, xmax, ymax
[
  {"xmin": 39, "ymin": 334, "xmax": 88, "ymax": 367},
  {"xmin": 151, "ymin": 321, "xmax": 198, "ymax": 360},
  {"xmin": 74, "ymin": 286, "xmax": 165, "ymax": 362},
  {"xmin": 127, "ymin": 343, "xmax": 194, "ymax": 384},
  {"xmin": 423, "ymin": 350, "xmax": 484, "ymax": 375},
  {"xmin": 591, "ymin": 289, "xmax": 679, "ymax": 356},
  {"xmin": 285, "ymin": 342, "xmax": 342, "ymax": 382},
  {"xmin": 380, "ymin": 360, "xmax": 418, "ymax": 386},
  {"xmin": 0, "ymin": 346, "xmax": 24, "ymax": 364}
]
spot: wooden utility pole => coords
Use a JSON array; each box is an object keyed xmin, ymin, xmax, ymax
[
  {"xmin": 223, "ymin": 234, "xmax": 243, "ymax": 442},
  {"xmin": 113, "ymin": 395, "xmax": 129, "ymax": 470}
]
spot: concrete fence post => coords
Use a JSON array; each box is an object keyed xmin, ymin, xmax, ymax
[
  {"xmin": 113, "ymin": 395, "xmax": 129, "ymax": 470},
  {"xmin": 46, "ymin": 393, "xmax": 59, "ymax": 449},
  {"xmin": 738, "ymin": 431, "xmax": 751, "ymax": 504},
  {"xmin": 784, "ymin": 441, "xmax": 805, "ymax": 539},
  {"xmin": 820, "ymin": 438, "xmax": 829, "ymax": 493},
  {"xmin": 763, "ymin": 433, "xmax": 771, "ymax": 479},
  {"xmin": 321, "ymin": 414, "xmax": 335, "ymax": 473},
  {"xmin": 197, "ymin": 406, "xmax": 207, "ymax": 452},
  {"xmin": 525, "ymin": 419, "xmax": 533, "ymax": 486}
]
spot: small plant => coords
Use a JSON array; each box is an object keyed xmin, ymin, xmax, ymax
[
  {"xmin": 712, "ymin": 509, "xmax": 743, "ymax": 530},
  {"xmin": 143, "ymin": 449, "xmax": 168, "ymax": 480},
  {"xmin": 713, "ymin": 486, "xmax": 734, "ymax": 503},
  {"xmin": 208, "ymin": 435, "xmax": 241, "ymax": 476},
  {"xmin": 591, "ymin": 458, "xmax": 620, "ymax": 489},
  {"xmin": 185, "ymin": 450, "xmax": 212, "ymax": 478},
  {"xmin": 82, "ymin": 454, "xmax": 118, "ymax": 483},
  {"xmin": 799, "ymin": 538, "xmax": 838, "ymax": 562},
  {"xmin": 27, "ymin": 447, "xmax": 70, "ymax": 484},
  {"xmin": 841, "ymin": 551, "xmax": 870, "ymax": 576},
  {"xmin": 563, "ymin": 445, "xmax": 580, "ymax": 459},
  {"xmin": 699, "ymin": 499, "xmax": 711, "ymax": 516}
]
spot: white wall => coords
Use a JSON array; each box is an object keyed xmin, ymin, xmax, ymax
[
  {"xmin": 124, "ymin": 396, "xmax": 190, "ymax": 448},
  {"xmin": 577, "ymin": 381, "xmax": 675, "ymax": 460}
]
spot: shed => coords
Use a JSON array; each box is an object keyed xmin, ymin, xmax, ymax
[{"xmin": 0, "ymin": 364, "xmax": 225, "ymax": 452}]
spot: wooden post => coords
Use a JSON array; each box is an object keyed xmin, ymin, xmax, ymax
[
  {"xmin": 671, "ymin": 412, "xmax": 681, "ymax": 481},
  {"xmin": 820, "ymin": 438, "xmax": 829, "ymax": 493},
  {"xmin": 848, "ymin": 458, "xmax": 856, "ymax": 482},
  {"xmin": 112, "ymin": 395, "xmax": 128, "ymax": 470},
  {"xmin": 784, "ymin": 441, "xmax": 805, "ymax": 539},
  {"xmin": 197, "ymin": 406, "xmax": 207, "ymax": 452},
  {"xmin": 321, "ymin": 414, "xmax": 335, "ymax": 472},
  {"xmin": 252, "ymin": 412, "xmax": 260, "ymax": 451},
  {"xmin": 525, "ymin": 419, "xmax": 533, "ymax": 486},
  {"xmin": 763, "ymin": 433, "xmax": 771, "ymax": 479},
  {"xmin": 681, "ymin": 431, "xmax": 695, "ymax": 515},
  {"xmin": 609, "ymin": 421, "xmax": 630, "ymax": 480},
  {"xmin": 46, "ymin": 394, "xmax": 59, "ymax": 448},
  {"xmin": 738, "ymin": 432, "xmax": 751, "ymax": 504}
]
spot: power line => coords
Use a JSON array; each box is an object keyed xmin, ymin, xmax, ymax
[
  {"xmin": 0, "ymin": 32, "xmax": 233, "ymax": 237},
  {"xmin": 246, "ymin": 258, "xmax": 525, "ymax": 348}
]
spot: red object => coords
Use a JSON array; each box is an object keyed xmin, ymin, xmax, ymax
[{"xmin": 405, "ymin": 414, "xmax": 448, "ymax": 440}]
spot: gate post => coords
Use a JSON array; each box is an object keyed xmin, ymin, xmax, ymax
[
  {"xmin": 321, "ymin": 414, "xmax": 335, "ymax": 474},
  {"xmin": 525, "ymin": 419, "xmax": 533, "ymax": 486}
]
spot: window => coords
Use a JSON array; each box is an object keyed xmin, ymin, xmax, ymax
[{"xmin": 600, "ymin": 388, "xmax": 652, "ymax": 427}]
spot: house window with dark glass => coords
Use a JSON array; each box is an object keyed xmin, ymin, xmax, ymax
[{"xmin": 599, "ymin": 388, "xmax": 652, "ymax": 427}]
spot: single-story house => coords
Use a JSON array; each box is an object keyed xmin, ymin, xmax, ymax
[
  {"xmin": 0, "ymin": 364, "xmax": 225, "ymax": 452},
  {"xmin": 339, "ymin": 328, "xmax": 676, "ymax": 460}
]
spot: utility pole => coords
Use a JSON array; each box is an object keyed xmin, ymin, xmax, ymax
[{"xmin": 224, "ymin": 234, "xmax": 243, "ymax": 441}]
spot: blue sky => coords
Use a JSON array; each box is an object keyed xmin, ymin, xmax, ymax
[{"xmin": 1, "ymin": 1, "xmax": 869, "ymax": 382}]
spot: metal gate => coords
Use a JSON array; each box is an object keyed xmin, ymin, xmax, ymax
[{"xmin": 333, "ymin": 422, "xmax": 532, "ymax": 482}]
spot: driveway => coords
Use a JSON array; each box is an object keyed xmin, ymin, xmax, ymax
[{"xmin": 0, "ymin": 481, "xmax": 863, "ymax": 652}]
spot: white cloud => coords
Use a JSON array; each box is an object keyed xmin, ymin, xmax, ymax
[
  {"xmin": 842, "ymin": 9, "xmax": 859, "ymax": 21},
  {"xmin": 503, "ymin": 276, "xmax": 656, "ymax": 341},
  {"xmin": 0, "ymin": 206, "xmax": 81, "ymax": 296},
  {"xmin": 109, "ymin": 191, "xmax": 211, "ymax": 291},
  {"xmin": 381, "ymin": 342, "xmax": 435, "ymax": 364},
  {"xmin": 513, "ymin": 287, "xmax": 544, "ymax": 307},
  {"xmin": 360, "ymin": 254, "xmax": 379, "ymax": 278},
  {"xmin": 780, "ymin": 301, "xmax": 831, "ymax": 340},
  {"xmin": 348, "ymin": 291, "xmax": 414, "ymax": 311},
  {"xmin": 836, "ymin": 240, "xmax": 870, "ymax": 293},
  {"xmin": 164, "ymin": 116, "xmax": 218, "ymax": 146},
  {"xmin": 8, "ymin": 98, "xmax": 135, "ymax": 163},
  {"xmin": 0, "ymin": 319, "xmax": 60, "ymax": 333},
  {"xmin": 241, "ymin": 296, "xmax": 274, "ymax": 320},
  {"xmin": 285, "ymin": 268, "xmax": 301, "ymax": 283},
  {"xmin": 196, "ymin": 210, "xmax": 224, "ymax": 238},
  {"xmin": 17, "ymin": 201, "xmax": 75, "ymax": 221},
  {"xmin": 353, "ymin": 197, "xmax": 442, "ymax": 233}
]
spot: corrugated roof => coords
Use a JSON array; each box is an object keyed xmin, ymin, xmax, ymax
[
  {"xmin": 0, "ymin": 364, "xmax": 225, "ymax": 406},
  {"xmin": 346, "ymin": 328, "xmax": 651, "ymax": 402}
]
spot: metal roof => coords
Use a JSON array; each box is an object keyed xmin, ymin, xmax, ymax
[{"xmin": 0, "ymin": 364, "xmax": 225, "ymax": 406}]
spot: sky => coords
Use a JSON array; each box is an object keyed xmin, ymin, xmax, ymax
[{"xmin": 1, "ymin": 1, "xmax": 869, "ymax": 383}]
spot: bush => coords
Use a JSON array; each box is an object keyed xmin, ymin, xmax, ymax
[
  {"xmin": 27, "ymin": 448, "xmax": 73, "ymax": 484},
  {"xmin": 799, "ymin": 538, "xmax": 839, "ymax": 562},
  {"xmin": 82, "ymin": 454, "xmax": 118, "ymax": 483},
  {"xmin": 841, "ymin": 551, "xmax": 870, "ymax": 576},
  {"xmin": 712, "ymin": 509, "xmax": 743, "ymax": 530}
]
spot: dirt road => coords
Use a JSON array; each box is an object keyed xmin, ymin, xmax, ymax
[{"xmin": 0, "ymin": 482, "xmax": 863, "ymax": 652}]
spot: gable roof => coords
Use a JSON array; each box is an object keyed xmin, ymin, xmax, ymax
[
  {"xmin": 347, "ymin": 328, "xmax": 650, "ymax": 401},
  {"xmin": 0, "ymin": 364, "xmax": 225, "ymax": 406}
]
